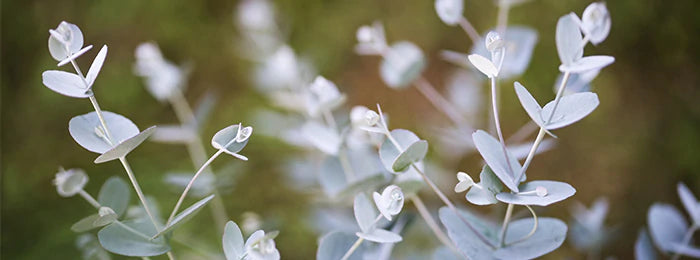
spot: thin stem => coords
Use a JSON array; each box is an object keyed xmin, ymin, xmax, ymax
[
  {"xmin": 169, "ymin": 90, "xmax": 229, "ymax": 231},
  {"xmin": 338, "ymin": 149, "xmax": 357, "ymax": 182},
  {"xmin": 119, "ymin": 157, "xmax": 160, "ymax": 229},
  {"xmin": 410, "ymin": 195, "xmax": 461, "ymax": 255},
  {"xmin": 496, "ymin": 1, "xmax": 511, "ymax": 35},
  {"xmin": 498, "ymin": 203, "xmax": 514, "ymax": 246},
  {"xmin": 671, "ymin": 224, "xmax": 699, "ymax": 260},
  {"xmin": 490, "ymin": 77, "xmax": 515, "ymax": 178},
  {"xmin": 340, "ymin": 237, "xmax": 364, "ymax": 260},
  {"xmin": 505, "ymin": 205, "xmax": 538, "ymax": 246},
  {"xmin": 78, "ymin": 190, "xmax": 101, "ymax": 209},
  {"xmin": 413, "ymin": 77, "xmax": 468, "ymax": 128},
  {"xmin": 323, "ymin": 109, "xmax": 338, "ymax": 131},
  {"xmin": 459, "ymin": 17, "xmax": 481, "ymax": 44},
  {"xmin": 167, "ymin": 149, "xmax": 224, "ymax": 225},
  {"xmin": 411, "ymin": 164, "xmax": 496, "ymax": 249}
]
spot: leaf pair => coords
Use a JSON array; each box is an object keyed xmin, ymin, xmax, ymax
[
  {"xmin": 515, "ymin": 82, "xmax": 599, "ymax": 132},
  {"xmin": 378, "ymin": 129, "xmax": 428, "ymax": 173},
  {"xmin": 555, "ymin": 13, "xmax": 614, "ymax": 73},
  {"xmin": 42, "ymin": 45, "xmax": 108, "ymax": 98},
  {"xmin": 353, "ymin": 193, "xmax": 402, "ymax": 243}
]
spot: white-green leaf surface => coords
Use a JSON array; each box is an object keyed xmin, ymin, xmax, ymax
[
  {"xmin": 540, "ymin": 92, "xmax": 599, "ymax": 130},
  {"xmin": 556, "ymin": 13, "xmax": 583, "ymax": 66},
  {"xmin": 472, "ymin": 130, "xmax": 522, "ymax": 192},
  {"xmin": 379, "ymin": 129, "xmax": 426, "ymax": 174},
  {"xmin": 212, "ymin": 124, "xmax": 250, "ymax": 155},
  {"xmin": 647, "ymin": 203, "xmax": 688, "ymax": 252},
  {"xmin": 94, "ymin": 126, "xmax": 156, "ymax": 163},
  {"xmin": 392, "ymin": 140, "xmax": 428, "ymax": 172},
  {"xmin": 69, "ymin": 111, "xmax": 139, "ymax": 154},
  {"xmin": 380, "ymin": 41, "xmax": 425, "ymax": 88},
  {"xmin": 152, "ymin": 194, "xmax": 215, "ymax": 239},
  {"xmin": 86, "ymin": 45, "xmax": 108, "ymax": 87},
  {"xmin": 635, "ymin": 228, "xmax": 658, "ymax": 260},
  {"xmin": 493, "ymin": 217, "xmax": 567, "ymax": 259},
  {"xmin": 496, "ymin": 181, "xmax": 576, "ymax": 206},
  {"xmin": 98, "ymin": 219, "xmax": 170, "ymax": 257},
  {"xmin": 678, "ymin": 182, "xmax": 700, "ymax": 224},
  {"xmin": 354, "ymin": 193, "xmax": 377, "ymax": 233},
  {"xmin": 223, "ymin": 221, "xmax": 245, "ymax": 260},
  {"xmin": 42, "ymin": 70, "xmax": 91, "ymax": 98},
  {"xmin": 468, "ymin": 54, "xmax": 498, "ymax": 78},
  {"xmin": 466, "ymin": 166, "xmax": 503, "ymax": 205},
  {"xmin": 98, "ymin": 176, "xmax": 131, "ymax": 217},
  {"xmin": 301, "ymin": 121, "xmax": 341, "ymax": 155},
  {"xmin": 317, "ymin": 231, "xmax": 366, "ymax": 260},
  {"xmin": 356, "ymin": 229, "xmax": 402, "ymax": 243},
  {"xmin": 559, "ymin": 55, "xmax": 615, "ymax": 73},
  {"xmin": 439, "ymin": 207, "xmax": 498, "ymax": 259},
  {"xmin": 71, "ymin": 214, "xmax": 102, "ymax": 233}
]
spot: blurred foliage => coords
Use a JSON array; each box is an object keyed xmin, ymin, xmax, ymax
[{"xmin": 2, "ymin": 0, "xmax": 700, "ymax": 259}]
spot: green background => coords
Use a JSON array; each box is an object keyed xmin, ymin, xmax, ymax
[{"xmin": 2, "ymin": 0, "xmax": 700, "ymax": 259}]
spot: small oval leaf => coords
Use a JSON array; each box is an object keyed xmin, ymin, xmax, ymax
[
  {"xmin": 98, "ymin": 219, "xmax": 170, "ymax": 257},
  {"xmin": 42, "ymin": 70, "xmax": 91, "ymax": 98},
  {"xmin": 356, "ymin": 229, "xmax": 402, "ymax": 243},
  {"xmin": 495, "ymin": 180, "xmax": 576, "ymax": 206},
  {"xmin": 95, "ymin": 126, "xmax": 156, "ymax": 163},
  {"xmin": 493, "ymin": 217, "xmax": 567, "ymax": 259},
  {"xmin": 392, "ymin": 140, "xmax": 428, "ymax": 172},
  {"xmin": 223, "ymin": 221, "xmax": 245, "ymax": 260},
  {"xmin": 69, "ymin": 111, "xmax": 140, "ymax": 154},
  {"xmin": 98, "ymin": 176, "xmax": 131, "ymax": 217}
]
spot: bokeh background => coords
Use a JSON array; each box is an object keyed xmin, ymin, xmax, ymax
[{"xmin": 3, "ymin": 0, "xmax": 700, "ymax": 259}]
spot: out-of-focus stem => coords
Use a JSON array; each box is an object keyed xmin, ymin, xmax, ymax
[{"xmin": 410, "ymin": 195, "xmax": 461, "ymax": 255}]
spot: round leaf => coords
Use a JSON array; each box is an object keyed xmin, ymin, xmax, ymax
[
  {"xmin": 435, "ymin": 0, "xmax": 463, "ymax": 26},
  {"xmin": 380, "ymin": 41, "xmax": 425, "ymax": 88},
  {"xmin": 493, "ymin": 217, "xmax": 567, "ymax": 259},
  {"xmin": 212, "ymin": 124, "xmax": 250, "ymax": 155},
  {"xmin": 379, "ymin": 129, "xmax": 424, "ymax": 174},
  {"xmin": 647, "ymin": 203, "xmax": 688, "ymax": 252},
  {"xmin": 354, "ymin": 193, "xmax": 377, "ymax": 233},
  {"xmin": 472, "ymin": 130, "xmax": 522, "ymax": 192},
  {"xmin": 94, "ymin": 126, "xmax": 156, "ymax": 163},
  {"xmin": 98, "ymin": 176, "xmax": 131, "ymax": 217},
  {"xmin": 98, "ymin": 219, "xmax": 170, "ymax": 257},
  {"xmin": 392, "ymin": 140, "xmax": 428, "ymax": 172},
  {"xmin": 223, "ymin": 221, "xmax": 245, "ymax": 260},
  {"xmin": 69, "ymin": 111, "xmax": 139, "ymax": 154},
  {"xmin": 42, "ymin": 70, "xmax": 91, "ymax": 98},
  {"xmin": 540, "ymin": 91, "xmax": 599, "ymax": 130},
  {"xmin": 495, "ymin": 181, "xmax": 576, "ymax": 206}
]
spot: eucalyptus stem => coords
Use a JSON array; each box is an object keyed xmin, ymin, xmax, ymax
[
  {"xmin": 458, "ymin": 17, "xmax": 481, "ymax": 44},
  {"xmin": 671, "ymin": 224, "xmax": 699, "ymax": 260},
  {"xmin": 413, "ymin": 77, "xmax": 468, "ymax": 128},
  {"xmin": 167, "ymin": 149, "xmax": 224, "ymax": 225},
  {"xmin": 119, "ymin": 157, "xmax": 160, "ymax": 229},
  {"xmin": 340, "ymin": 237, "xmax": 365, "ymax": 260},
  {"xmin": 410, "ymin": 195, "xmax": 461, "ymax": 255},
  {"xmin": 490, "ymin": 77, "xmax": 516, "ymax": 178},
  {"xmin": 169, "ymin": 90, "xmax": 229, "ymax": 231},
  {"xmin": 498, "ymin": 203, "xmax": 514, "ymax": 246},
  {"xmin": 505, "ymin": 205, "xmax": 538, "ymax": 246},
  {"xmin": 79, "ymin": 190, "xmax": 101, "ymax": 209},
  {"xmin": 496, "ymin": 0, "xmax": 511, "ymax": 35}
]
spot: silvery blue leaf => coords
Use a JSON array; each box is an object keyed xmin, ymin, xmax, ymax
[
  {"xmin": 317, "ymin": 231, "xmax": 366, "ymax": 260},
  {"xmin": 98, "ymin": 219, "xmax": 170, "ymax": 257},
  {"xmin": 86, "ymin": 45, "xmax": 108, "ymax": 87},
  {"xmin": 211, "ymin": 124, "xmax": 250, "ymax": 156},
  {"xmin": 48, "ymin": 21, "xmax": 84, "ymax": 61},
  {"xmin": 57, "ymin": 45, "xmax": 93, "ymax": 66},
  {"xmin": 678, "ymin": 182, "xmax": 700, "ymax": 224},
  {"xmin": 471, "ymin": 27, "xmax": 538, "ymax": 79},
  {"xmin": 379, "ymin": 129, "xmax": 425, "ymax": 174},
  {"xmin": 466, "ymin": 166, "xmax": 503, "ymax": 205},
  {"xmin": 223, "ymin": 221, "xmax": 245, "ymax": 260},
  {"xmin": 150, "ymin": 125, "xmax": 197, "ymax": 144},
  {"xmin": 468, "ymin": 54, "xmax": 498, "ymax": 78},
  {"xmin": 559, "ymin": 55, "xmax": 615, "ymax": 73},
  {"xmin": 301, "ymin": 121, "xmax": 341, "ymax": 155},
  {"xmin": 319, "ymin": 156, "xmax": 348, "ymax": 197},
  {"xmin": 556, "ymin": 13, "xmax": 583, "ymax": 66},
  {"xmin": 492, "ymin": 218, "xmax": 567, "ymax": 259},
  {"xmin": 445, "ymin": 69, "xmax": 483, "ymax": 118},
  {"xmin": 392, "ymin": 140, "xmax": 428, "ymax": 172},
  {"xmin": 438, "ymin": 207, "xmax": 498, "ymax": 259},
  {"xmin": 635, "ymin": 228, "xmax": 658, "ymax": 260},
  {"xmin": 98, "ymin": 176, "xmax": 131, "ymax": 217},
  {"xmin": 514, "ymin": 82, "xmax": 545, "ymax": 128},
  {"xmin": 495, "ymin": 180, "xmax": 576, "ymax": 206},
  {"xmin": 354, "ymin": 193, "xmax": 377, "ymax": 233},
  {"xmin": 380, "ymin": 41, "xmax": 425, "ymax": 88},
  {"xmin": 670, "ymin": 243, "xmax": 700, "ymax": 258},
  {"xmin": 581, "ymin": 2, "xmax": 611, "ymax": 45},
  {"xmin": 435, "ymin": 0, "xmax": 463, "ymax": 26},
  {"xmin": 75, "ymin": 233, "xmax": 111, "ymax": 260},
  {"xmin": 42, "ymin": 70, "xmax": 91, "ymax": 98},
  {"xmin": 356, "ymin": 229, "xmax": 402, "ymax": 243},
  {"xmin": 71, "ymin": 214, "xmax": 102, "ymax": 233},
  {"xmin": 472, "ymin": 130, "xmax": 522, "ymax": 192},
  {"xmin": 94, "ymin": 126, "xmax": 156, "ymax": 163},
  {"xmin": 152, "ymin": 194, "xmax": 215, "ymax": 239},
  {"xmin": 647, "ymin": 203, "xmax": 688, "ymax": 252},
  {"xmin": 540, "ymin": 91, "xmax": 599, "ymax": 130},
  {"xmin": 69, "ymin": 111, "xmax": 140, "ymax": 154}
]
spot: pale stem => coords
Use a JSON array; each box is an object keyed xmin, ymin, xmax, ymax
[
  {"xmin": 413, "ymin": 77, "xmax": 468, "ymax": 128},
  {"xmin": 119, "ymin": 157, "xmax": 160, "ymax": 229},
  {"xmin": 168, "ymin": 90, "xmax": 229, "ymax": 231},
  {"xmin": 78, "ymin": 190, "xmax": 102, "ymax": 209},
  {"xmin": 490, "ymin": 77, "xmax": 516, "ymax": 177},
  {"xmin": 338, "ymin": 148, "xmax": 357, "ymax": 182},
  {"xmin": 498, "ymin": 203, "xmax": 514, "ymax": 246},
  {"xmin": 410, "ymin": 195, "xmax": 461, "ymax": 255},
  {"xmin": 496, "ymin": 1, "xmax": 511, "ymax": 35},
  {"xmin": 410, "ymin": 164, "xmax": 496, "ymax": 249},
  {"xmin": 340, "ymin": 237, "xmax": 365, "ymax": 260},
  {"xmin": 459, "ymin": 17, "xmax": 481, "ymax": 44},
  {"xmin": 505, "ymin": 205, "xmax": 539, "ymax": 246},
  {"xmin": 167, "ymin": 149, "xmax": 224, "ymax": 225},
  {"xmin": 323, "ymin": 109, "xmax": 338, "ymax": 131},
  {"xmin": 671, "ymin": 224, "xmax": 699, "ymax": 260}
]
